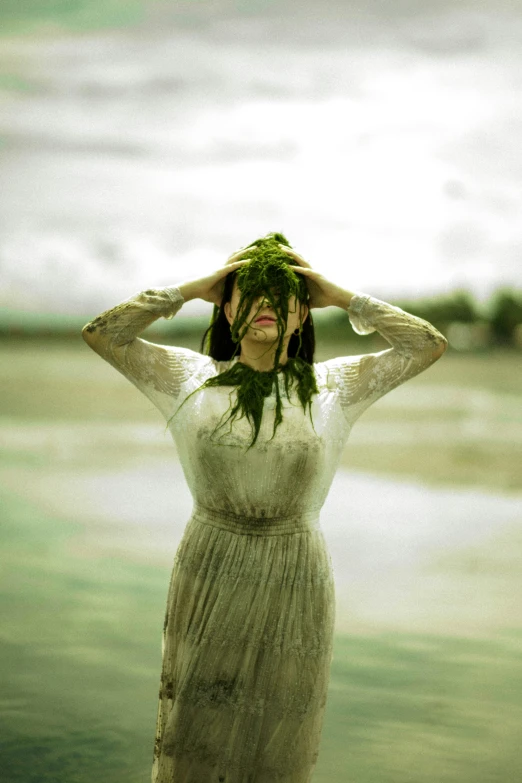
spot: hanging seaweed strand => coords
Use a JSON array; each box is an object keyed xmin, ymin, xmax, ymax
[{"xmin": 166, "ymin": 232, "xmax": 319, "ymax": 448}]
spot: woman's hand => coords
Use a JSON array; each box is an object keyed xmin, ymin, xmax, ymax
[
  {"xmin": 278, "ymin": 244, "xmax": 355, "ymax": 309},
  {"xmin": 177, "ymin": 248, "xmax": 255, "ymax": 306}
]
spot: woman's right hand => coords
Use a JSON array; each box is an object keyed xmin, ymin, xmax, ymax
[{"xmin": 177, "ymin": 247, "xmax": 255, "ymax": 306}]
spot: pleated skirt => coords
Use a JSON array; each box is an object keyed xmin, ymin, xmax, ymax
[{"xmin": 151, "ymin": 504, "xmax": 336, "ymax": 783}]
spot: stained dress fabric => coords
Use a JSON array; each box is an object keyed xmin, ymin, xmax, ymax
[{"xmin": 82, "ymin": 286, "xmax": 447, "ymax": 783}]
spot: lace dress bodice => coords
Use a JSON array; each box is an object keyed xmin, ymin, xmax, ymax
[{"xmin": 82, "ymin": 286, "xmax": 447, "ymax": 524}]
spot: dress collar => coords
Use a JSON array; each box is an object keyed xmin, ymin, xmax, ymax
[{"xmin": 229, "ymin": 355, "xmax": 287, "ymax": 375}]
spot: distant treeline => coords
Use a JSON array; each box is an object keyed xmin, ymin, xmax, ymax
[
  {"xmin": 316, "ymin": 287, "xmax": 522, "ymax": 351},
  {"xmin": 394, "ymin": 288, "xmax": 522, "ymax": 350},
  {"xmin": 1, "ymin": 288, "xmax": 521, "ymax": 351}
]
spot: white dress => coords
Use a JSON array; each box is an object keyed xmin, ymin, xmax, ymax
[{"xmin": 82, "ymin": 286, "xmax": 447, "ymax": 783}]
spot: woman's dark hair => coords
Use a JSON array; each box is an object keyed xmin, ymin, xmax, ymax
[{"xmin": 200, "ymin": 236, "xmax": 316, "ymax": 363}]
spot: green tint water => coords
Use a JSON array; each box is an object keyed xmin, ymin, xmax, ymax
[
  {"xmin": 0, "ymin": 0, "xmax": 144, "ymax": 36},
  {"xmin": 1, "ymin": 486, "xmax": 521, "ymax": 782},
  {"xmin": 0, "ymin": 487, "xmax": 165, "ymax": 782},
  {"xmin": 318, "ymin": 633, "xmax": 522, "ymax": 782}
]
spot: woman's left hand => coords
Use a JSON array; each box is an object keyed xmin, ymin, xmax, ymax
[{"xmin": 278, "ymin": 244, "xmax": 354, "ymax": 309}]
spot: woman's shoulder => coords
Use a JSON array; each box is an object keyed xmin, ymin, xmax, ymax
[
  {"xmin": 158, "ymin": 344, "xmax": 225, "ymax": 380},
  {"xmin": 313, "ymin": 355, "xmax": 361, "ymax": 384}
]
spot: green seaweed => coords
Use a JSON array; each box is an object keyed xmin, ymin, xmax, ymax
[{"xmin": 166, "ymin": 232, "xmax": 318, "ymax": 448}]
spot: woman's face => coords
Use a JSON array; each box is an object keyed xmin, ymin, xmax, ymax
[{"xmin": 224, "ymin": 278, "xmax": 308, "ymax": 342}]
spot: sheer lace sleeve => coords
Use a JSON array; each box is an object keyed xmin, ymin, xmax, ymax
[
  {"xmin": 318, "ymin": 292, "xmax": 448, "ymax": 424},
  {"xmin": 82, "ymin": 286, "xmax": 213, "ymax": 420}
]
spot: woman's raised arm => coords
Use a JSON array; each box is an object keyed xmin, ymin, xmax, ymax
[
  {"xmin": 81, "ymin": 255, "xmax": 252, "ymax": 420},
  {"xmin": 277, "ymin": 243, "xmax": 448, "ymax": 423},
  {"xmin": 322, "ymin": 292, "xmax": 448, "ymax": 423},
  {"xmin": 82, "ymin": 285, "xmax": 210, "ymax": 419}
]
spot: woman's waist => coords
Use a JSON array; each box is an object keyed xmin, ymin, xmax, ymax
[{"xmin": 190, "ymin": 502, "xmax": 321, "ymax": 536}]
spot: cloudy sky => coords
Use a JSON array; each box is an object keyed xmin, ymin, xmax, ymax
[{"xmin": 0, "ymin": 0, "xmax": 521, "ymax": 317}]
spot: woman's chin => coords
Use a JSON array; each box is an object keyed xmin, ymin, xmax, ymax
[
  {"xmin": 254, "ymin": 324, "xmax": 277, "ymax": 332},
  {"xmin": 246, "ymin": 328, "xmax": 279, "ymax": 344}
]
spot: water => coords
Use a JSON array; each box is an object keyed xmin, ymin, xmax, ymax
[{"xmin": 1, "ymin": 454, "xmax": 521, "ymax": 782}]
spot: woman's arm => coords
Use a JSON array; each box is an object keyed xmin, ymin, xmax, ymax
[
  {"xmin": 276, "ymin": 243, "xmax": 448, "ymax": 422},
  {"xmin": 322, "ymin": 291, "xmax": 448, "ymax": 421},
  {"xmin": 81, "ymin": 254, "xmax": 253, "ymax": 420},
  {"xmin": 82, "ymin": 286, "xmax": 209, "ymax": 419}
]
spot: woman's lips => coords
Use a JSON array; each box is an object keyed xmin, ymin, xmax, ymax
[{"xmin": 255, "ymin": 317, "xmax": 276, "ymax": 324}]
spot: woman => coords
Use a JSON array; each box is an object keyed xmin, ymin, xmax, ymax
[{"xmin": 82, "ymin": 232, "xmax": 448, "ymax": 783}]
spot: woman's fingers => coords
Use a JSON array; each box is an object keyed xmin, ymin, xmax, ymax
[
  {"xmin": 220, "ymin": 258, "xmax": 252, "ymax": 275},
  {"xmin": 278, "ymin": 244, "xmax": 313, "ymax": 268},
  {"xmin": 287, "ymin": 264, "xmax": 314, "ymax": 276},
  {"xmin": 226, "ymin": 246, "xmax": 257, "ymax": 265},
  {"xmin": 226, "ymin": 258, "xmax": 252, "ymax": 269}
]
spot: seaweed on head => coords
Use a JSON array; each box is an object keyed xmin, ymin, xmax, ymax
[{"xmin": 166, "ymin": 232, "xmax": 318, "ymax": 449}]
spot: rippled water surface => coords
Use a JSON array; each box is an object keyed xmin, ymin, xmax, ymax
[{"xmin": 1, "ymin": 342, "xmax": 522, "ymax": 781}]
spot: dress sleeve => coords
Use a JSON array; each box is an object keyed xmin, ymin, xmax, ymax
[
  {"xmin": 82, "ymin": 285, "xmax": 212, "ymax": 420},
  {"xmin": 319, "ymin": 292, "xmax": 448, "ymax": 423}
]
